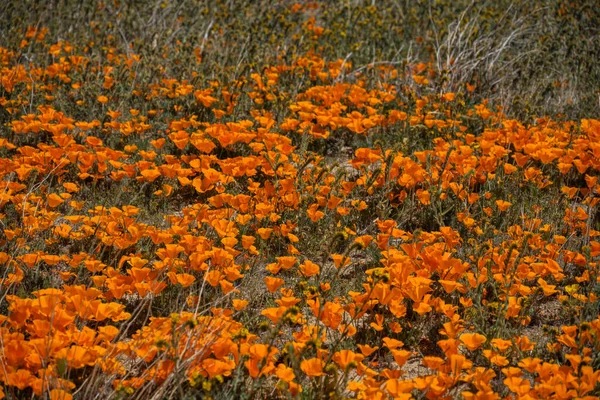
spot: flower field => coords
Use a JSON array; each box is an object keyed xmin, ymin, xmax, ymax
[{"xmin": 1, "ymin": 1, "xmax": 600, "ymax": 399}]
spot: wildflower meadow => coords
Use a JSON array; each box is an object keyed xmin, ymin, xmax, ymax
[{"xmin": 1, "ymin": 1, "xmax": 600, "ymax": 399}]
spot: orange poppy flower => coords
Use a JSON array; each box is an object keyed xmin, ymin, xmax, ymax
[
  {"xmin": 460, "ymin": 333, "xmax": 487, "ymax": 351},
  {"xmin": 232, "ymin": 299, "xmax": 248, "ymax": 311},
  {"xmin": 332, "ymin": 350, "xmax": 364, "ymax": 370},
  {"xmin": 6, "ymin": 369, "xmax": 33, "ymax": 390},
  {"xmin": 383, "ymin": 337, "xmax": 404, "ymax": 350},
  {"xmin": 307, "ymin": 203, "xmax": 324, "ymax": 222},
  {"xmin": 167, "ymin": 272, "xmax": 196, "ymax": 287},
  {"xmin": 257, "ymin": 228, "xmax": 273, "ymax": 240},
  {"xmin": 495, "ymin": 200, "xmax": 512, "ymax": 212},
  {"xmin": 300, "ymin": 358, "xmax": 325, "ymax": 377},
  {"xmin": 275, "ymin": 364, "xmax": 295, "ymax": 382},
  {"xmin": 391, "ymin": 349, "xmax": 412, "ymax": 367},
  {"xmin": 140, "ymin": 168, "xmax": 161, "ymax": 182},
  {"xmin": 357, "ymin": 344, "xmax": 379, "ymax": 357},
  {"xmin": 264, "ymin": 276, "xmax": 284, "ymax": 293},
  {"xmin": 49, "ymin": 389, "xmax": 73, "ymax": 400},
  {"xmin": 47, "ymin": 193, "xmax": 65, "ymax": 207},
  {"xmin": 416, "ymin": 189, "xmax": 431, "ymax": 205},
  {"xmin": 299, "ymin": 260, "xmax": 320, "ymax": 277}
]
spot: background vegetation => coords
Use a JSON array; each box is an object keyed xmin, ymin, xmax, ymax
[{"xmin": 2, "ymin": 0, "xmax": 599, "ymax": 119}]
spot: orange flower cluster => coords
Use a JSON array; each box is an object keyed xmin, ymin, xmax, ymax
[{"xmin": 1, "ymin": 22, "xmax": 600, "ymax": 400}]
